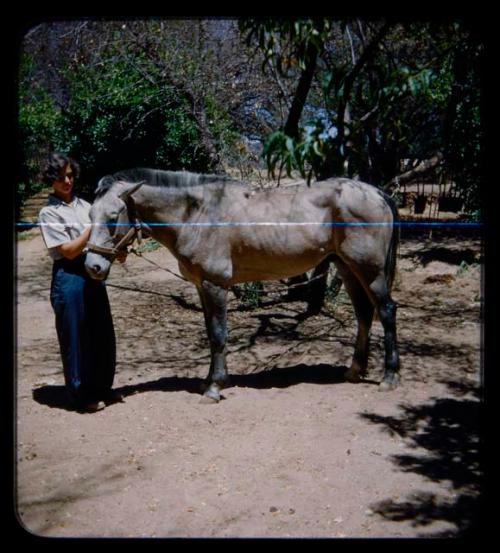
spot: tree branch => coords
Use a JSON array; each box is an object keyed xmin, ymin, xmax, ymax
[
  {"xmin": 267, "ymin": 57, "xmax": 293, "ymax": 112},
  {"xmin": 124, "ymin": 25, "xmax": 222, "ymax": 171},
  {"xmin": 384, "ymin": 152, "xmax": 444, "ymax": 192},
  {"xmin": 336, "ymin": 22, "xmax": 392, "ymax": 151}
]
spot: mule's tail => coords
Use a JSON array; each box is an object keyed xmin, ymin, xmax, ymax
[{"xmin": 383, "ymin": 193, "xmax": 400, "ymax": 291}]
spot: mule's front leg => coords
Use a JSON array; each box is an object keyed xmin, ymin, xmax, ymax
[{"xmin": 199, "ymin": 280, "xmax": 229, "ymax": 403}]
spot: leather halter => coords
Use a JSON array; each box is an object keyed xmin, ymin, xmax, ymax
[
  {"xmin": 87, "ymin": 221, "xmax": 142, "ymax": 260},
  {"xmin": 86, "ymin": 201, "xmax": 143, "ymax": 260}
]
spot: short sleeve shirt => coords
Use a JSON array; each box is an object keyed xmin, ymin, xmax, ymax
[{"xmin": 39, "ymin": 194, "xmax": 92, "ymax": 260}]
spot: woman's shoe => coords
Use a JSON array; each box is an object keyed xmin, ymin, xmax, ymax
[
  {"xmin": 78, "ymin": 400, "xmax": 106, "ymax": 413},
  {"xmin": 103, "ymin": 390, "xmax": 124, "ymax": 405}
]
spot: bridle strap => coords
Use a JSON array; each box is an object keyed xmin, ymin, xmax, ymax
[{"xmin": 87, "ymin": 220, "xmax": 142, "ymax": 260}]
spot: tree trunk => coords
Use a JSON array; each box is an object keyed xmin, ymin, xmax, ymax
[
  {"xmin": 283, "ymin": 42, "xmax": 318, "ymax": 139},
  {"xmin": 319, "ymin": 22, "xmax": 393, "ymax": 181},
  {"xmin": 193, "ymin": 104, "xmax": 222, "ymax": 172}
]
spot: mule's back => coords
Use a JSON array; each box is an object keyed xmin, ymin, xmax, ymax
[{"xmin": 113, "ymin": 168, "xmax": 244, "ymax": 189}]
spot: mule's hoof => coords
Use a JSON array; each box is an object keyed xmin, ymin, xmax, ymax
[
  {"xmin": 201, "ymin": 385, "xmax": 221, "ymax": 403},
  {"xmin": 379, "ymin": 374, "xmax": 400, "ymax": 391},
  {"xmin": 200, "ymin": 394, "xmax": 219, "ymax": 404},
  {"xmin": 344, "ymin": 367, "xmax": 362, "ymax": 383}
]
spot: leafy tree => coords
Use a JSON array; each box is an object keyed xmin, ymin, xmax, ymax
[
  {"xmin": 239, "ymin": 17, "xmax": 483, "ymax": 311},
  {"xmin": 17, "ymin": 20, "xmax": 246, "ymax": 206},
  {"xmin": 240, "ymin": 17, "xmax": 483, "ymax": 214},
  {"xmin": 18, "ymin": 18, "xmax": 482, "ymax": 218},
  {"xmin": 53, "ymin": 46, "xmax": 214, "ymax": 198},
  {"xmin": 18, "ymin": 52, "xmax": 63, "ymax": 195}
]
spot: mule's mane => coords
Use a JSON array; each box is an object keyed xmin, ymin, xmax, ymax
[{"xmin": 95, "ymin": 168, "xmax": 241, "ymax": 197}]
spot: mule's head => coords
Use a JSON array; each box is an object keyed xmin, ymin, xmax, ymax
[{"xmin": 85, "ymin": 179, "xmax": 143, "ymax": 281}]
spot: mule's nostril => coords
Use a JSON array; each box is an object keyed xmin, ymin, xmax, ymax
[{"xmin": 93, "ymin": 264, "xmax": 102, "ymax": 273}]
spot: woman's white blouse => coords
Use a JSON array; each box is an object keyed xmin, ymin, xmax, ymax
[{"xmin": 39, "ymin": 194, "xmax": 91, "ymax": 260}]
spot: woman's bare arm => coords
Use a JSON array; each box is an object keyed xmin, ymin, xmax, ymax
[{"xmin": 56, "ymin": 226, "xmax": 91, "ymax": 260}]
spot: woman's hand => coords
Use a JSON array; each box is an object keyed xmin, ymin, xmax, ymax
[{"xmin": 56, "ymin": 226, "xmax": 92, "ymax": 260}]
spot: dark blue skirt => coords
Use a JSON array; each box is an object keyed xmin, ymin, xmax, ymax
[{"xmin": 50, "ymin": 255, "xmax": 116, "ymax": 406}]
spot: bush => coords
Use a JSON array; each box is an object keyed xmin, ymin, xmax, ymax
[{"xmin": 18, "ymin": 44, "xmax": 233, "ymax": 206}]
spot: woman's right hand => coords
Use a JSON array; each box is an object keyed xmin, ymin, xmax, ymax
[{"xmin": 57, "ymin": 225, "xmax": 92, "ymax": 260}]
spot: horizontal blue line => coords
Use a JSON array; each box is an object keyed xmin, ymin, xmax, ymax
[{"xmin": 16, "ymin": 221, "xmax": 483, "ymax": 228}]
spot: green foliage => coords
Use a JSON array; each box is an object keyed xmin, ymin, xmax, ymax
[
  {"xmin": 263, "ymin": 122, "xmax": 335, "ymax": 182},
  {"xmin": 243, "ymin": 18, "xmax": 482, "ymax": 208},
  {"xmin": 239, "ymin": 18, "xmax": 332, "ymax": 74},
  {"xmin": 263, "ymin": 131, "xmax": 299, "ymax": 179},
  {"xmin": 233, "ymin": 281, "xmax": 263, "ymax": 310},
  {"xmin": 203, "ymin": 93, "xmax": 240, "ymax": 157},
  {"xmin": 443, "ymin": 42, "xmax": 483, "ymax": 214},
  {"xmin": 463, "ymin": 209, "xmax": 482, "ymax": 223},
  {"xmin": 324, "ymin": 274, "xmax": 344, "ymax": 306},
  {"xmin": 19, "ymin": 20, "xmax": 482, "ymax": 221},
  {"xmin": 18, "ymin": 31, "xmax": 237, "ymax": 207},
  {"xmin": 48, "ymin": 50, "xmax": 214, "ymax": 197},
  {"xmin": 456, "ymin": 260, "xmax": 479, "ymax": 278},
  {"xmin": 16, "ymin": 230, "xmax": 36, "ymax": 241},
  {"xmin": 18, "ymin": 54, "xmax": 63, "ymax": 198},
  {"xmin": 135, "ymin": 238, "xmax": 162, "ymax": 253}
]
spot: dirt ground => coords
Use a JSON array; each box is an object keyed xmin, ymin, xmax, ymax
[{"xmin": 15, "ymin": 223, "xmax": 483, "ymax": 539}]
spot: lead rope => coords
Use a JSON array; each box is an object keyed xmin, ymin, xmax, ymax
[
  {"xmin": 124, "ymin": 243, "xmax": 330, "ymax": 297},
  {"xmin": 128, "ymin": 246, "xmax": 189, "ymax": 282}
]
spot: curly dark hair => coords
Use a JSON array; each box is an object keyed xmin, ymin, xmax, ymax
[{"xmin": 41, "ymin": 152, "xmax": 80, "ymax": 186}]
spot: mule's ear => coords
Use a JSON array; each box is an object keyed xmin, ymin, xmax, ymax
[
  {"xmin": 95, "ymin": 175, "xmax": 114, "ymax": 196},
  {"xmin": 119, "ymin": 181, "xmax": 144, "ymax": 201}
]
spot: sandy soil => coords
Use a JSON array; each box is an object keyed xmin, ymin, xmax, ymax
[{"xmin": 15, "ymin": 225, "xmax": 483, "ymax": 538}]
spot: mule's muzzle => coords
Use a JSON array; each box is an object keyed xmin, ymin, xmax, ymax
[{"xmin": 85, "ymin": 252, "xmax": 111, "ymax": 281}]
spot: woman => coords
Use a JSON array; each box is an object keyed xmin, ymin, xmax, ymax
[{"xmin": 38, "ymin": 152, "xmax": 124, "ymax": 412}]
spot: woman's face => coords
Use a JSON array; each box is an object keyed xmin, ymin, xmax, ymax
[{"xmin": 52, "ymin": 164, "xmax": 74, "ymax": 200}]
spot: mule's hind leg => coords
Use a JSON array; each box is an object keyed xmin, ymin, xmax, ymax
[
  {"xmin": 197, "ymin": 280, "xmax": 229, "ymax": 402},
  {"xmin": 369, "ymin": 276, "xmax": 400, "ymax": 390},
  {"xmin": 333, "ymin": 259, "xmax": 374, "ymax": 382},
  {"xmin": 336, "ymin": 258, "xmax": 400, "ymax": 390}
]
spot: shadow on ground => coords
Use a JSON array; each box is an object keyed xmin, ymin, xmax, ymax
[
  {"xmin": 361, "ymin": 378, "xmax": 483, "ymax": 537},
  {"xmin": 32, "ymin": 363, "xmax": 351, "ymax": 410},
  {"xmin": 402, "ymin": 247, "xmax": 480, "ymax": 267}
]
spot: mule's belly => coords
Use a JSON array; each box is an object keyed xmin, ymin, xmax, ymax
[
  {"xmin": 230, "ymin": 253, "xmax": 330, "ymax": 284},
  {"xmin": 229, "ymin": 224, "xmax": 334, "ymax": 284}
]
